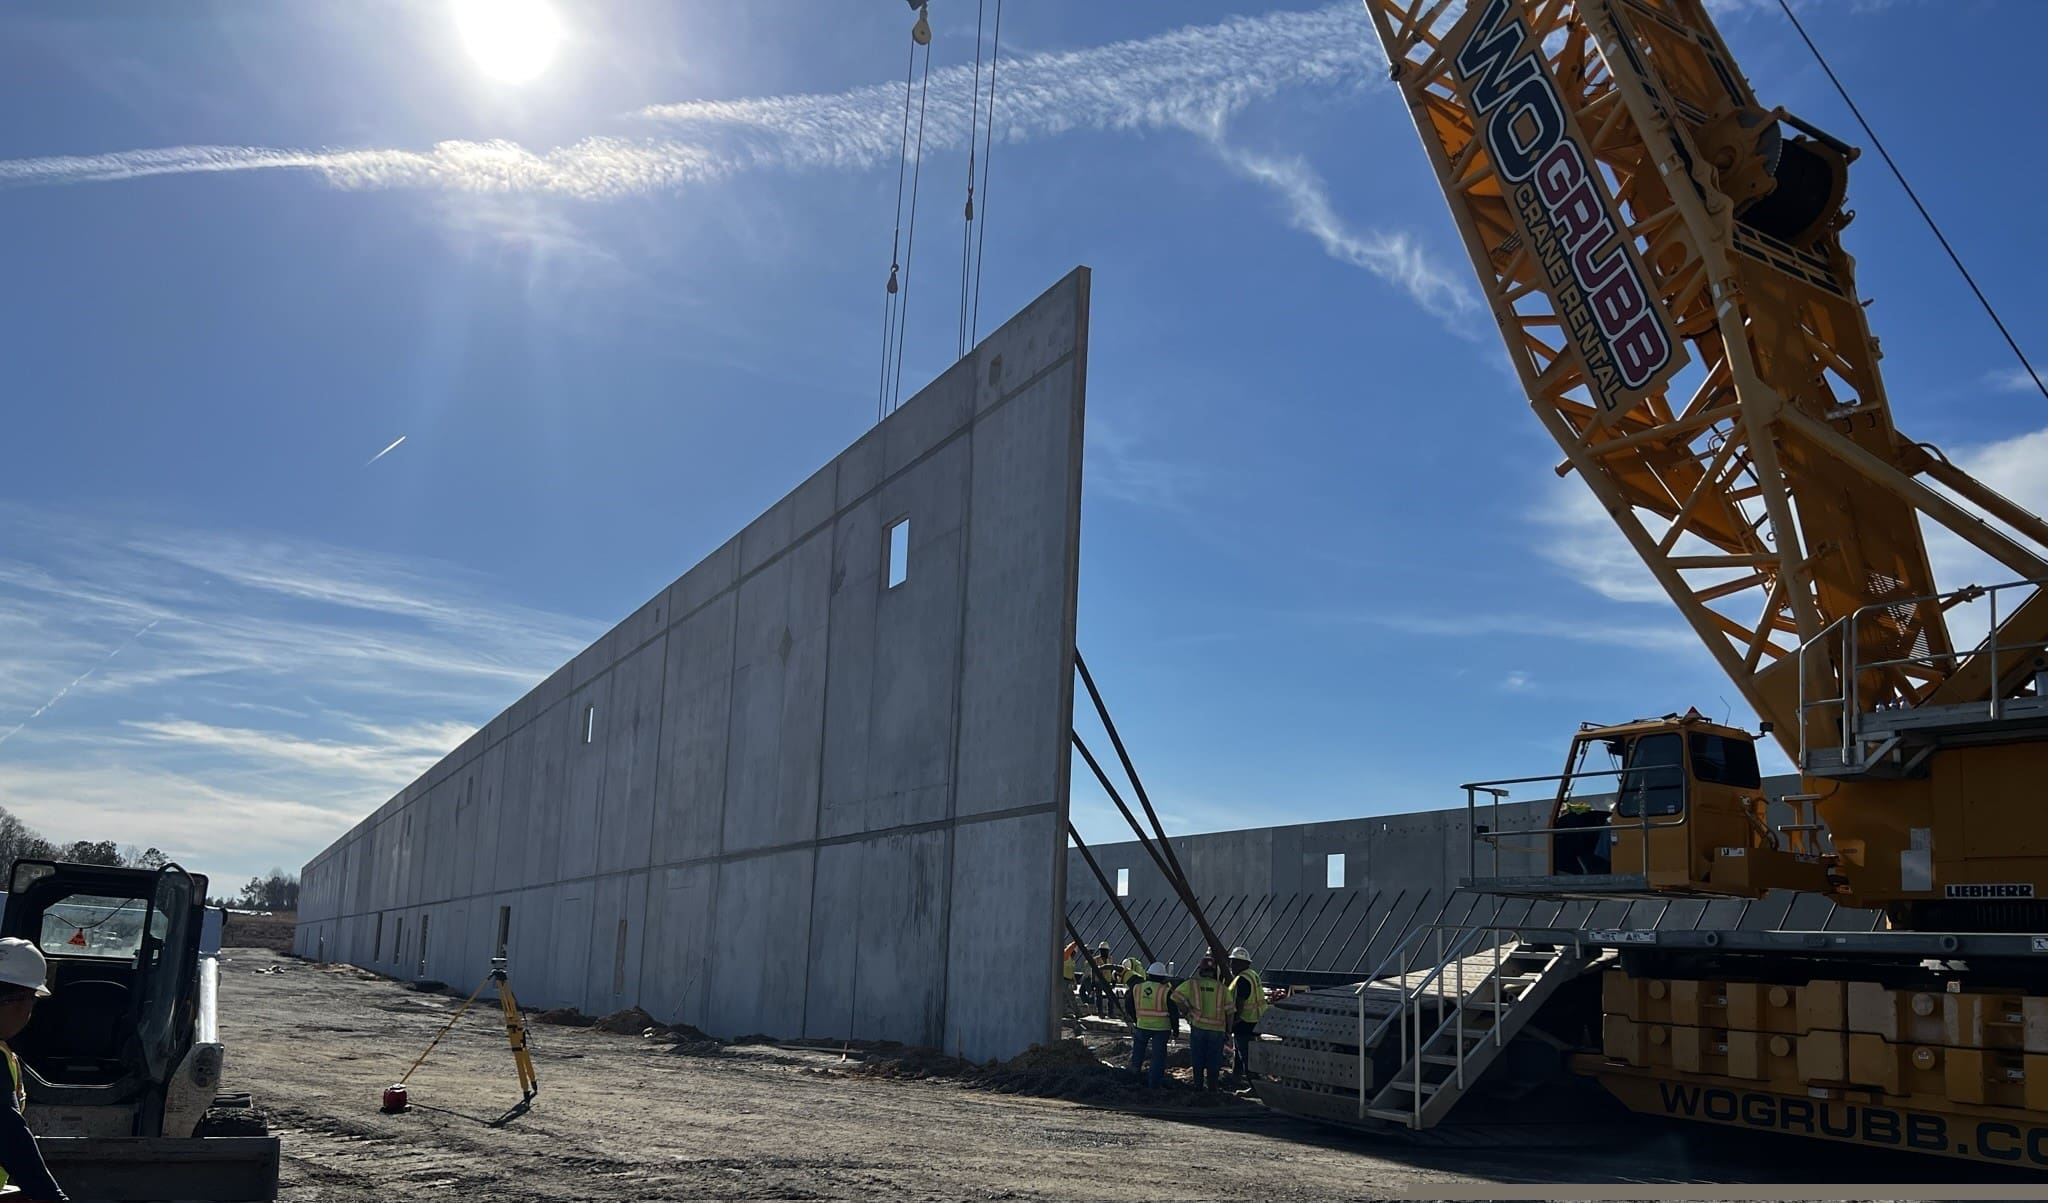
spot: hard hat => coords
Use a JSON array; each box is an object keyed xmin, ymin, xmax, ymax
[
  {"xmin": 0, "ymin": 938, "xmax": 51, "ymax": 997},
  {"xmin": 1147, "ymin": 962, "xmax": 1167, "ymax": 977},
  {"xmin": 1229, "ymin": 946, "xmax": 1251, "ymax": 961},
  {"xmin": 1097, "ymin": 941, "xmax": 1110, "ymax": 950}
]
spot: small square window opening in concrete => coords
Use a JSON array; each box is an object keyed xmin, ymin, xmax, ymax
[
  {"xmin": 1326, "ymin": 853, "xmax": 1346, "ymax": 889},
  {"xmin": 1115, "ymin": 868, "xmax": 1129, "ymax": 897},
  {"xmin": 496, "ymin": 906, "xmax": 512, "ymax": 959},
  {"xmin": 886, "ymin": 517, "xmax": 910, "ymax": 588},
  {"xmin": 584, "ymin": 704, "xmax": 597, "ymax": 744}
]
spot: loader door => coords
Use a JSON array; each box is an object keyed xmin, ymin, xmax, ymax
[{"xmin": 134, "ymin": 865, "xmax": 199, "ymax": 1084}]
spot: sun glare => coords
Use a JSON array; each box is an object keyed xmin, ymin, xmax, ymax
[{"xmin": 453, "ymin": 0, "xmax": 563, "ymax": 84}]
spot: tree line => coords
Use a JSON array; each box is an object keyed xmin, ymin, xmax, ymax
[{"xmin": 0, "ymin": 805, "xmax": 297, "ymax": 912}]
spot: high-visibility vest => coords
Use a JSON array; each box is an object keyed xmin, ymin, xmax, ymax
[
  {"xmin": 1174, "ymin": 977, "xmax": 1229, "ymax": 1031},
  {"xmin": 1232, "ymin": 968, "xmax": 1267, "ymax": 1024},
  {"xmin": 0, "ymin": 1043, "xmax": 21, "ymax": 1190},
  {"xmin": 1132, "ymin": 979, "xmax": 1173, "ymax": 1031},
  {"xmin": 1062, "ymin": 943, "xmax": 1079, "ymax": 982}
]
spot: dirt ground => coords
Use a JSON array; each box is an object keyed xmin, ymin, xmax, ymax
[{"xmin": 216, "ymin": 948, "xmax": 2027, "ymax": 1200}]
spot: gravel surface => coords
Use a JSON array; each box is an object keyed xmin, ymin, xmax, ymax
[{"xmin": 215, "ymin": 948, "xmax": 2023, "ymax": 1200}]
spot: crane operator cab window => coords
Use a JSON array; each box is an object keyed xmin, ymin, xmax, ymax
[
  {"xmin": 1551, "ymin": 728, "xmax": 1695, "ymax": 878},
  {"xmin": 1614, "ymin": 733, "xmax": 1686, "ymax": 819}
]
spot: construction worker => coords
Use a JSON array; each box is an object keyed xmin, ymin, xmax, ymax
[
  {"xmin": 1124, "ymin": 961, "xmax": 1178, "ymax": 1088},
  {"xmin": 0, "ymin": 938, "xmax": 67, "ymax": 1201},
  {"xmin": 1061, "ymin": 939, "xmax": 1083, "ymax": 1019},
  {"xmin": 1120, "ymin": 955, "xmax": 1145, "ymax": 987},
  {"xmin": 1091, "ymin": 942, "xmax": 1115, "ymax": 1014},
  {"xmin": 1172, "ymin": 955, "xmax": 1232, "ymax": 1090},
  {"xmin": 1227, "ymin": 946, "xmax": 1266, "ymax": 1086}
]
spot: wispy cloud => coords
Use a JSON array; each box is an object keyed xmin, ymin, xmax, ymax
[
  {"xmin": 1985, "ymin": 365, "xmax": 2047, "ymax": 396},
  {"xmin": 1086, "ymin": 414, "xmax": 1207, "ymax": 512},
  {"xmin": 1196, "ymin": 134, "xmax": 1475, "ymax": 321},
  {"xmin": 1339, "ymin": 609, "xmax": 1702, "ymax": 655},
  {"xmin": 0, "ymin": 504, "xmax": 603, "ymax": 886},
  {"xmin": 366, "ymin": 435, "xmax": 406, "ymax": 466},
  {"xmin": 0, "ymin": 5, "xmax": 1473, "ymax": 320},
  {"xmin": 1532, "ymin": 487, "xmax": 1667, "ymax": 605}
]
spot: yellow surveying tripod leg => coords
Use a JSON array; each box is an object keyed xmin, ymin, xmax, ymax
[{"xmin": 491, "ymin": 958, "xmax": 538, "ymax": 1104}]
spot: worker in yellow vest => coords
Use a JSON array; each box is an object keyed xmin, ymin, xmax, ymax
[
  {"xmin": 1227, "ymin": 946, "xmax": 1266, "ymax": 1086},
  {"xmin": 0, "ymin": 938, "xmax": 66, "ymax": 1201},
  {"xmin": 1056, "ymin": 942, "xmax": 1089, "ymax": 1016},
  {"xmin": 1171, "ymin": 955, "xmax": 1233, "ymax": 1090},
  {"xmin": 1123, "ymin": 961, "xmax": 1179, "ymax": 1087}
]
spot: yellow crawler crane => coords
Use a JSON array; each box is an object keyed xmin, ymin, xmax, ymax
[{"xmin": 1251, "ymin": 0, "xmax": 2048, "ymax": 1168}]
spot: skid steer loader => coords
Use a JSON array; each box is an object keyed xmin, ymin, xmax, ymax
[{"xmin": 4, "ymin": 859, "xmax": 279, "ymax": 1201}]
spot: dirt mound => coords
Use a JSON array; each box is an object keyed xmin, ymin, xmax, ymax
[
  {"xmin": 996, "ymin": 1040, "xmax": 1098, "ymax": 1073},
  {"xmin": 974, "ymin": 1040, "xmax": 1138, "ymax": 1102},
  {"xmin": 853, "ymin": 1047, "xmax": 975, "ymax": 1081},
  {"xmin": 530, "ymin": 1008, "xmax": 594, "ymax": 1027},
  {"xmin": 593, "ymin": 1006, "xmax": 656, "ymax": 1034}
]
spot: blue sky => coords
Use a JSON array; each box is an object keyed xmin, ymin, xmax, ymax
[{"xmin": 1, "ymin": 0, "xmax": 2044, "ymax": 894}]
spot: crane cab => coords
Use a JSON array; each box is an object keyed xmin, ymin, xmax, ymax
[{"xmin": 1468, "ymin": 713, "xmax": 1832, "ymax": 898}]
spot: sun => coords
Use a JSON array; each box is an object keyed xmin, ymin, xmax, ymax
[{"xmin": 452, "ymin": 0, "xmax": 564, "ymax": 84}]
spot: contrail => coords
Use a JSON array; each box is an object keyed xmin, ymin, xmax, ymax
[
  {"xmin": 0, "ymin": 6, "xmax": 1376, "ymax": 196},
  {"xmin": 0, "ymin": 618, "xmax": 161, "ymax": 749},
  {"xmin": 366, "ymin": 435, "xmax": 407, "ymax": 466},
  {"xmin": 0, "ymin": 4, "xmax": 1475, "ymax": 316}
]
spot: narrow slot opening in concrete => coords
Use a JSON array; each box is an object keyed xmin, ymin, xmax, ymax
[
  {"xmin": 1326, "ymin": 853, "xmax": 1345, "ymax": 889},
  {"xmin": 886, "ymin": 517, "xmax": 910, "ymax": 588},
  {"xmin": 613, "ymin": 919, "xmax": 629, "ymax": 994},
  {"xmin": 584, "ymin": 704, "xmax": 597, "ymax": 744},
  {"xmin": 418, "ymin": 912, "xmax": 430, "ymax": 978},
  {"xmin": 1116, "ymin": 868, "xmax": 1130, "ymax": 897},
  {"xmin": 496, "ymin": 906, "xmax": 511, "ymax": 958},
  {"xmin": 373, "ymin": 913, "xmax": 384, "ymax": 960},
  {"xmin": 395, "ymin": 917, "xmax": 405, "ymax": 964}
]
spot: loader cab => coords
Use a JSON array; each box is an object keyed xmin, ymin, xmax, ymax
[{"xmin": 0, "ymin": 860, "xmax": 207, "ymax": 1115}]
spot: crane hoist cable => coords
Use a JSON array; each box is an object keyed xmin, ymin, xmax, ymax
[
  {"xmin": 969, "ymin": 0, "xmax": 1004, "ymax": 347},
  {"xmin": 1776, "ymin": 0, "xmax": 2047, "ymax": 406},
  {"xmin": 957, "ymin": 0, "xmax": 988, "ymax": 361},
  {"xmin": 889, "ymin": 35, "xmax": 935, "ymax": 416},
  {"xmin": 877, "ymin": 34, "xmax": 920, "ymax": 426}
]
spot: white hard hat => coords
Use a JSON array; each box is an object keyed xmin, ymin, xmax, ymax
[
  {"xmin": 1230, "ymin": 946, "xmax": 1251, "ymax": 961},
  {"xmin": 1147, "ymin": 962, "xmax": 1167, "ymax": 977},
  {"xmin": 0, "ymin": 938, "xmax": 51, "ymax": 998}
]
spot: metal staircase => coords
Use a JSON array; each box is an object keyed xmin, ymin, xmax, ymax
[
  {"xmin": 1251, "ymin": 906, "xmax": 1592, "ymax": 1131},
  {"xmin": 1362, "ymin": 939, "xmax": 1586, "ymax": 1127}
]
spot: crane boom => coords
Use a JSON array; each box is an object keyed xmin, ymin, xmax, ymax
[
  {"xmin": 1363, "ymin": 0, "xmax": 2048, "ymax": 917},
  {"xmin": 1249, "ymin": 5, "xmax": 2048, "ymax": 1162}
]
